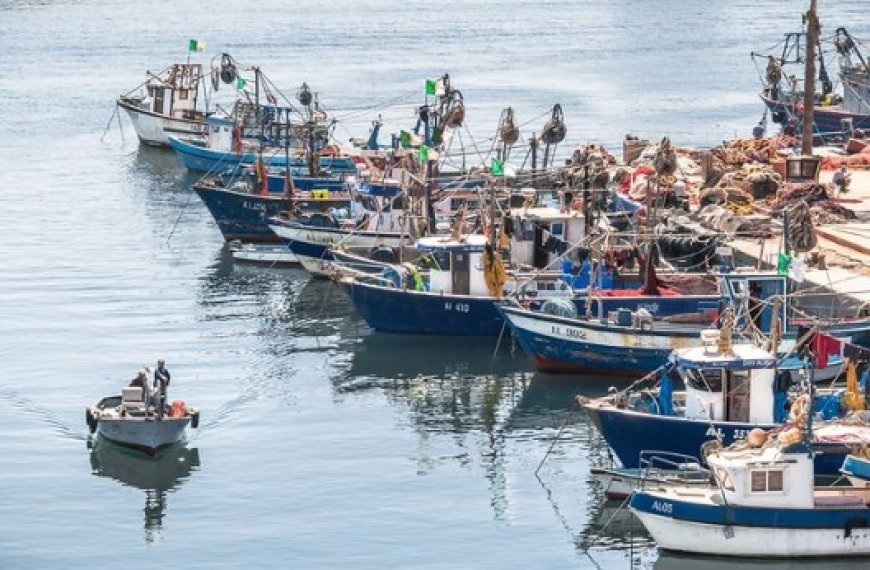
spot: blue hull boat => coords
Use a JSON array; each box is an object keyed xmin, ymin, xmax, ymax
[
  {"xmin": 761, "ymin": 94, "xmax": 870, "ymax": 135},
  {"xmin": 168, "ymin": 135, "xmax": 359, "ymax": 174},
  {"xmin": 342, "ymin": 279, "xmax": 719, "ymax": 338},
  {"xmin": 503, "ymin": 304, "xmax": 870, "ymax": 376},
  {"xmin": 583, "ymin": 403, "xmax": 849, "ymax": 476},
  {"xmin": 193, "ymin": 183, "xmax": 351, "ymax": 243},
  {"xmin": 340, "ymin": 278, "xmax": 506, "ymax": 336}
]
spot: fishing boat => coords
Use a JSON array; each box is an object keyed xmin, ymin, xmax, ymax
[
  {"xmin": 228, "ymin": 241, "xmax": 299, "ymax": 265},
  {"xmin": 756, "ymin": 23, "xmax": 870, "ymax": 137},
  {"xmin": 85, "ymin": 377, "xmax": 199, "ymax": 454},
  {"xmin": 117, "ymin": 61, "xmax": 210, "ymax": 146},
  {"xmin": 169, "ymin": 130, "xmax": 359, "ymax": 174},
  {"xmin": 630, "ymin": 436, "xmax": 870, "ymax": 557},
  {"xmin": 591, "ymin": 451, "xmax": 710, "ymax": 501},
  {"xmin": 193, "ymin": 165, "xmax": 353, "ymax": 243},
  {"xmin": 501, "ymin": 271, "xmax": 870, "ymax": 376},
  {"xmin": 579, "ymin": 327, "xmax": 870, "ymax": 476},
  {"xmin": 268, "ymin": 179, "xmax": 411, "ymax": 269}
]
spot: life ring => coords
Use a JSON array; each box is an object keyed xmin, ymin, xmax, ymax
[{"xmin": 789, "ymin": 394, "xmax": 810, "ymax": 425}]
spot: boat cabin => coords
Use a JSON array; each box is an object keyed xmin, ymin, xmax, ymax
[
  {"xmin": 416, "ymin": 235, "xmax": 489, "ymax": 296},
  {"xmin": 206, "ymin": 115, "xmax": 236, "ymax": 151},
  {"xmin": 509, "ymin": 196, "xmax": 586, "ymax": 270},
  {"xmin": 720, "ymin": 273, "xmax": 789, "ymax": 333},
  {"xmin": 141, "ymin": 63, "xmax": 204, "ymax": 120},
  {"xmin": 676, "ymin": 333, "xmax": 779, "ymax": 424},
  {"xmin": 707, "ymin": 445, "xmax": 814, "ymax": 508}
]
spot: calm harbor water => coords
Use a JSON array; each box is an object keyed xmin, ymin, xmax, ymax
[{"xmin": 1, "ymin": 0, "xmax": 868, "ymax": 568}]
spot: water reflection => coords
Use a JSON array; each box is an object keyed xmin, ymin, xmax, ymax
[
  {"xmin": 89, "ymin": 440, "xmax": 200, "ymax": 543},
  {"xmin": 126, "ymin": 145, "xmax": 193, "ymax": 191},
  {"xmin": 343, "ymin": 333, "xmax": 531, "ymax": 381},
  {"xmin": 578, "ymin": 498, "xmax": 653, "ymax": 552},
  {"xmin": 654, "ymin": 552, "xmax": 869, "ymax": 570}
]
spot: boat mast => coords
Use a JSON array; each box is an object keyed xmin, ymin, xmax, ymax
[{"xmin": 801, "ymin": 0, "xmax": 819, "ymax": 155}]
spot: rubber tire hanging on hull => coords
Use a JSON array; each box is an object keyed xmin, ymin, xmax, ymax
[{"xmin": 85, "ymin": 408, "xmax": 97, "ymax": 434}]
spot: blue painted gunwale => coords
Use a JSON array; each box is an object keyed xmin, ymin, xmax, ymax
[
  {"xmin": 167, "ymin": 136, "xmax": 358, "ymax": 174},
  {"xmin": 583, "ymin": 403, "xmax": 852, "ymax": 476},
  {"xmin": 630, "ymin": 488, "xmax": 870, "ymax": 529}
]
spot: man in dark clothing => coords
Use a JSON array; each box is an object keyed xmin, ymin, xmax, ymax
[
  {"xmin": 129, "ymin": 370, "xmax": 150, "ymax": 403},
  {"xmin": 153, "ymin": 359, "xmax": 171, "ymax": 417}
]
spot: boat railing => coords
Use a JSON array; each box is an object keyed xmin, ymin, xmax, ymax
[{"xmin": 637, "ymin": 450, "xmax": 706, "ymax": 490}]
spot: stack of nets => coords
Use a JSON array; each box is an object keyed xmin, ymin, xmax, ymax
[
  {"xmin": 709, "ymin": 136, "xmax": 798, "ymax": 168},
  {"xmin": 699, "ymin": 186, "xmax": 755, "ymax": 215},
  {"xmin": 810, "ymin": 201, "xmax": 858, "ymax": 225},
  {"xmin": 771, "ymin": 182, "xmax": 830, "ymax": 209}
]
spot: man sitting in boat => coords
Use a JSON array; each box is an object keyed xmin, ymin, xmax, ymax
[
  {"xmin": 153, "ymin": 359, "xmax": 171, "ymax": 417},
  {"xmin": 128, "ymin": 370, "xmax": 150, "ymax": 404}
]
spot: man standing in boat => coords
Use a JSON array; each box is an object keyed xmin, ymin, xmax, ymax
[{"xmin": 153, "ymin": 359, "xmax": 171, "ymax": 417}]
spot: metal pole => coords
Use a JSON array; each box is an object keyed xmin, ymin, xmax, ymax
[
  {"xmin": 530, "ymin": 134, "xmax": 538, "ymax": 173},
  {"xmin": 801, "ymin": 0, "xmax": 819, "ymax": 155}
]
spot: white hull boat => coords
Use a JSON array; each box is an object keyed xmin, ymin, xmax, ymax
[
  {"xmin": 116, "ymin": 61, "xmax": 209, "ymax": 147},
  {"xmin": 630, "ymin": 437, "xmax": 870, "ymax": 558},
  {"xmin": 86, "ymin": 388, "xmax": 199, "ymax": 454},
  {"xmin": 229, "ymin": 242, "xmax": 299, "ymax": 265},
  {"xmin": 118, "ymin": 100, "xmax": 205, "ymax": 146}
]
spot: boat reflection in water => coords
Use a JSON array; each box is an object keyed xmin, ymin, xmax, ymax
[
  {"xmin": 89, "ymin": 440, "xmax": 201, "ymax": 543},
  {"xmin": 654, "ymin": 552, "xmax": 867, "ymax": 570}
]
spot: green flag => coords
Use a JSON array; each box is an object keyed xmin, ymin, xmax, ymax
[
  {"xmin": 400, "ymin": 130, "xmax": 411, "ymax": 148},
  {"xmin": 425, "ymin": 79, "xmax": 437, "ymax": 96},
  {"xmin": 236, "ymin": 77, "xmax": 246, "ymax": 90},
  {"xmin": 419, "ymin": 144, "xmax": 429, "ymax": 162},
  {"xmin": 777, "ymin": 252, "xmax": 792, "ymax": 276},
  {"xmin": 491, "ymin": 157, "xmax": 504, "ymax": 176},
  {"xmin": 188, "ymin": 39, "xmax": 204, "ymax": 53}
]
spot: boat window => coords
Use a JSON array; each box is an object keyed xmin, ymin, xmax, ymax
[
  {"xmin": 179, "ymin": 89, "xmax": 189, "ymax": 100},
  {"xmin": 750, "ymin": 469, "xmax": 784, "ymax": 493},
  {"xmin": 684, "ymin": 368, "xmax": 723, "ymax": 392},
  {"xmin": 768, "ymin": 470, "xmax": 784, "ymax": 492},
  {"xmin": 750, "ymin": 470, "xmax": 766, "ymax": 492},
  {"xmin": 550, "ymin": 222, "xmax": 564, "ymax": 237},
  {"xmin": 428, "ymin": 251, "xmax": 450, "ymax": 271}
]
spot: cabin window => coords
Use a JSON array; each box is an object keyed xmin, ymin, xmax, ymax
[
  {"xmin": 211, "ymin": 126, "xmax": 220, "ymax": 134},
  {"xmin": 750, "ymin": 469, "xmax": 784, "ymax": 493},
  {"xmin": 684, "ymin": 368, "xmax": 723, "ymax": 392},
  {"xmin": 550, "ymin": 222, "xmax": 564, "ymax": 237},
  {"xmin": 178, "ymin": 89, "xmax": 189, "ymax": 100},
  {"xmin": 427, "ymin": 251, "xmax": 450, "ymax": 271}
]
